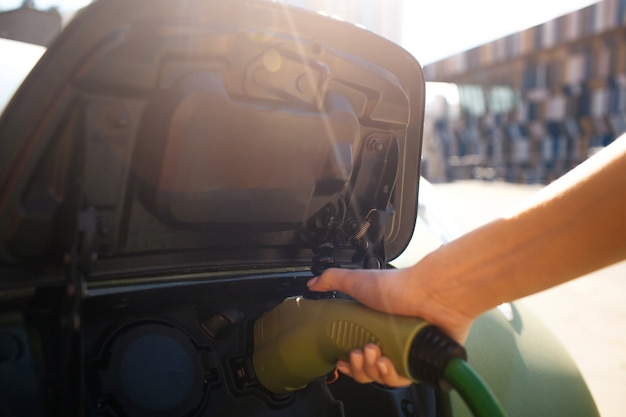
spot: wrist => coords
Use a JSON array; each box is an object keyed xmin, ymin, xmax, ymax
[{"xmin": 405, "ymin": 254, "xmax": 476, "ymax": 343}]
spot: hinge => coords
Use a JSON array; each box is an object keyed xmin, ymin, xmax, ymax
[
  {"xmin": 71, "ymin": 206, "xmax": 98, "ymax": 275},
  {"xmin": 58, "ymin": 206, "xmax": 97, "ymax": 417}
]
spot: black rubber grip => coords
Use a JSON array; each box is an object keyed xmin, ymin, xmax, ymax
[{"xmin": 407, "ymin": 325, "xmax": 467, "ymax": 391}]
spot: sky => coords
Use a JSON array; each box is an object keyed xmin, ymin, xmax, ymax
[{"xmin": 402, "ymin": 0, "xmax": 600, "ymax": 65}]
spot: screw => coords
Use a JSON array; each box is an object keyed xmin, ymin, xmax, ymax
[{"xmin": 367, "ymin": 138, "xmax": 384, "ymax": 152}]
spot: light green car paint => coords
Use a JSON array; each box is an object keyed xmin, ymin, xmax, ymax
[{"xmin": 450, "ymin": 303, "xmax": 599, "ymax": 417}]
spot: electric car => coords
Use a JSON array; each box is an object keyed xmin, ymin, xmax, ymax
[{"xmin": 0, "ymin": 1, "xmax": 600, "ymax": 416}]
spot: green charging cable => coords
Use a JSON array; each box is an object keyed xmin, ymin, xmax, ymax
[
  {"xmin": 444, "ymin": 357, "xmax": 507, "ymax": 417},
  {"xmin": 408, "ymin": 323, "xmax": 508, "ymax": 417}
]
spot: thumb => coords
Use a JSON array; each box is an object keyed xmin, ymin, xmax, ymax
[
  {"xmin": 307, "ymin": 268, "xmax": 353, "ymax": 293},
  {"xmin": 307, "ymin": 267, "xmax": 413, "ymax": 316}
]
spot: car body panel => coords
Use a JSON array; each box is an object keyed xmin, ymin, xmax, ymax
[{"xmin": 452, "ymin": 304, "xmax": 599, "ymax": 417}]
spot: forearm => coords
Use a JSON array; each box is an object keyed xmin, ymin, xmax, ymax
[
  {"xmin": 414, "ymin": 135, "xmax": 626, "ymax": 321},
  {"xmin": 308, "ymin": 136, "xmax": 626, "ymax": 345}
]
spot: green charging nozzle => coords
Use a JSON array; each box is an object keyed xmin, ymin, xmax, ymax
[
  {"xmin": 252, "ymin": 296, "xmax": 506, "ymax": 417},
  {"xmin": 252, "ymin": 296, "xmax": 464, "ymax": 393}
]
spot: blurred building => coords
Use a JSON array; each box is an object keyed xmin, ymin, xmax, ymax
[
  {"xmin": 284, "ymin": 0, "xmax": 404, "ymax": 44},
  {"xmin": 422, "ymin": 0, "xmax": 626, "ymax": 183}
]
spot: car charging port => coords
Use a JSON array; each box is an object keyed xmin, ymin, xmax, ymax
[
  {"xmin": 228, "ymin": 355, "xmax": 294, "ymax": 407},
  {"xmin": 229, "ymin": 355, "xmax": 258, "ymax": 390},
  {"xmin": 226, "ymin": 322, "xmax": 294, "ymax": 408}
]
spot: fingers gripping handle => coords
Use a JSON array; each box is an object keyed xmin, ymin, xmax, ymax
[{"xmin": 252, "ymin": 297, "xmax": 466, "ymax": 393}]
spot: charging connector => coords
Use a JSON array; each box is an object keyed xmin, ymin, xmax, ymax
[
  {"xmin": 408, "ymin": 325, "xmax": 506, "ymax": 417},
  {"xmin": 407, "ymin": 325, "xmax": 467, "ymax": 391},
  {"xmin": 252, "ymin": 297, "xmax": 507, "ymax": 417}
]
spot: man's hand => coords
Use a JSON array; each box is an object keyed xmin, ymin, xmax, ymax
[
  {"xmin": 337, "ymin": 344, "xmax": 412, "ymax": 387},
  {"xmin": 307, "ymin": 266, "xmax": 473, "ymax": 387},
  {"xmin": 307, "ymin": 266, "xmax": 473, "ymax": 342}
]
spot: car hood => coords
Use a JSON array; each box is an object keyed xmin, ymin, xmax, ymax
[{"xmin": 0, "ymin": 0, "xmax": 425, "ymax": 282}]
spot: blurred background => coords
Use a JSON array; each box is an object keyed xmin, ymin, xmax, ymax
[{"xmin": 1, "ymin": 0, "xmax": 624, "ymax": 416}]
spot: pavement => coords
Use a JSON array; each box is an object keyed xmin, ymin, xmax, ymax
[{"xmin": 431, "ymin": 180, "xmax": 626, "ymax": 417}]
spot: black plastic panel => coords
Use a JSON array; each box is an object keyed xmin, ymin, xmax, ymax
[{"xmin": 0, "ymin": 0, "xmax": 425, "ymax": 270}]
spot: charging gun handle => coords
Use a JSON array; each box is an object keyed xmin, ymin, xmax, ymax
[{"xmin": 252, "ymin": 296, "xmax": 465, "ymax": 393}]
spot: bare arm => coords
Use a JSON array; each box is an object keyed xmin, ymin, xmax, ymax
[{"xmin": 307, "ymin": 134, "xmax": 626, "ymax": 385}]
